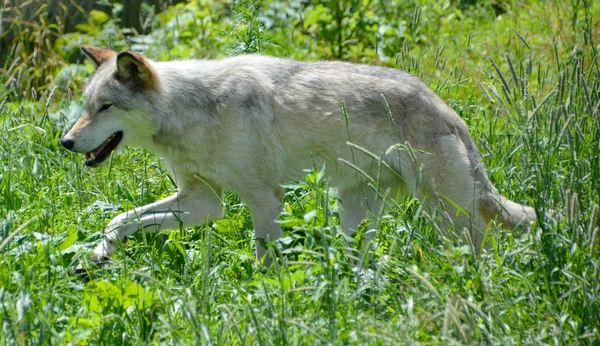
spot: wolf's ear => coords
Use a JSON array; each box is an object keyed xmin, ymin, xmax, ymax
[
  {"xmin": 81, "ymin": 45, "xmax": 117, "ymax": 66},
  {"xmin": 116, "ymin": 51, "xmax": 158, "ymax": 90}
]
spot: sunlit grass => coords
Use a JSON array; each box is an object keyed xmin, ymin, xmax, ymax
[{"xmin": 1, "ymin": 0, "xmax": 599, "ymax": 344}]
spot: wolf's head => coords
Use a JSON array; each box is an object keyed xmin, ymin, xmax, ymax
[{"xmin": 61, "ymin": 46, "xmax": 160, "ymax": 167}]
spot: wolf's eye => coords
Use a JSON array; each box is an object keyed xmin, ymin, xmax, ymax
[{"xmin": 99, "ymin": 104, "xmax": 113, "ymax": 112}]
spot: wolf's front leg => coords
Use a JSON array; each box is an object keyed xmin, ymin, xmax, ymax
[
  {"xmin": 91, "ymin": 188, "xmax": 224, "ymax": 262},
  {"xmin": 243, "ymin": 189, "xmax": 284, "ymax": 265}
]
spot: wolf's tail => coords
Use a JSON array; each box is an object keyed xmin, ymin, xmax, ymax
[{"xmin": 479, "ymin": 193, "xmax": 537, "ymax": 230}]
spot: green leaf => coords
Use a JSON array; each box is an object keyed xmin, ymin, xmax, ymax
[
  {"xmin": 89, "ymin": 10, "xmax": 110, "ymax": 25},
  {"xmin": 123, "ymin": 282, "xmax": 155, "ymax": 309},
  {"xmin": 59, "ymin": 225, "xmax": 78, "ymax": 252}
]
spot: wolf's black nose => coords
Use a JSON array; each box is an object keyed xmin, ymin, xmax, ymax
[{"xmin": 61, "ymin": 138, "xmax": 74, "ymax": 150}]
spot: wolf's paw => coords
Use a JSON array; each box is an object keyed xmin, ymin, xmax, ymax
[
  {"xmin": 72, "ymin": 236, "xmax": 121, "ymax": 277},
  {"xmin": 90, "ymin": 234, "xmax": 124, "ymax": 261}
]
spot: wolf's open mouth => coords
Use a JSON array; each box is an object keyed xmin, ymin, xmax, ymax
[{"xmin": 84, "ymin": 131, "xmax": 123, "ymax": 167}]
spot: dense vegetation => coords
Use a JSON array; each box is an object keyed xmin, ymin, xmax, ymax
[{"xmin": 1, "ymin": 0, "xmax": 599, "ymax": 344}]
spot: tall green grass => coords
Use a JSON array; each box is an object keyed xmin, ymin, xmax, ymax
[{"xmin": 1, "ymin": 0, "xmax": 599, "ymax": 344}]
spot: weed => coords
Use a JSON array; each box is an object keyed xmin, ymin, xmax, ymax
[{"xmin": 1, "ymin": 0, "xmax": 599, "ymax": 344}]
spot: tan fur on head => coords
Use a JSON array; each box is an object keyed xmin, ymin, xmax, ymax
[
  {"xmin": 67, "ymin": 111, "xmax": 94, "ymax": 136},
  {"xmin": 81, "ymin": 45, "xmax": 117, "ymax": 66},
  {"xmin": 115, "ymin": 51, "xmax": 160, "ymax": 91},
  {"xmin": 81, "ymin": 45, "xmax": 159, "ymax": 91}
]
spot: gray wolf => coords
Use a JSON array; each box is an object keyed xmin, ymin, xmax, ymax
[{"xmin": 62, "ymin": 45, "xmax": 537, "ymax": 265}]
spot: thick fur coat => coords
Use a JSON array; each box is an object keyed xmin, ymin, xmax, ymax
[{"xmin": 62, "ymin": 46, "xmax": 536, "ymax": 263}]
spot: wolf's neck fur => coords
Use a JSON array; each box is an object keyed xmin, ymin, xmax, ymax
[{"xmin": 157, "ymin": 61, "xmax": 222, "ymax": 115}]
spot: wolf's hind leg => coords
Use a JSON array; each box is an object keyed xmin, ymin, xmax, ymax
[
  {"xmin": 412, "ymin": 134, "xmax": 492, "ymax": 249},
  {"xmin": 91, "ymin": 186, "xmax": 224, "ymax": 262}
]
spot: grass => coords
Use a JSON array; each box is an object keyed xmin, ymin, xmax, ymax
[{"xmin": 1, "ymin": 0, "xmax": 599, "ymax": 344}]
